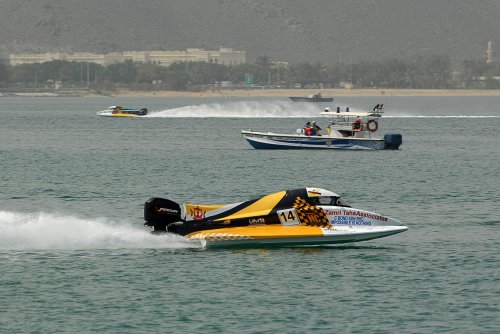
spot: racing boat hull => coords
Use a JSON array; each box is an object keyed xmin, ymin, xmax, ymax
[
  {"xmin": 144, "ymin": 188, "xmax": 408, "ymax": 248},
  {"xmin": 97, "ymin": 106, "xmax": 148, "ymax": 117},
  {"xmin": 100, "ymin": 113, "xmax": 141, "ymax": 117},
  {"xmin": 186, "ymin": 225, "xmax": 408, "ymax": 248}
]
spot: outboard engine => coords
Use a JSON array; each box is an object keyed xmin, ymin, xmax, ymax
[
  {"xmin": 138, "ymin": 108, "xmax": 148, "ymax": 116},
  {"xmin": 144, "ymin": 197, "xmax": 182, "ymax": 232},
  {"xmin": 384, "ymin": 133, "xmax": 403, "ymax": 149}
]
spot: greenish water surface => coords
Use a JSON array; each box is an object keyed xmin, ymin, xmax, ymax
[{"xmin": 0, "ymin": 96, "xmax": 498, "ymax": 333}]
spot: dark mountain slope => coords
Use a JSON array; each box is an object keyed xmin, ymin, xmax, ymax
[{"xmin": 1, "ymin": 0, "xmax": 499, "ymax": 65}]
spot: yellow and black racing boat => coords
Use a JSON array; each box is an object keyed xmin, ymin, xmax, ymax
[
  {"xmin": 144, "ymin": 188, "xmax": 407, "ymax": 247},
  {"xmin": 97, "ymin": 105, "xmax": 148, "ymax": 117}
]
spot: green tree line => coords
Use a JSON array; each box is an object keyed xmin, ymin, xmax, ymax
[{"xmin": 1, "ymin": 55, "xmax": 500, "ymax": 91}]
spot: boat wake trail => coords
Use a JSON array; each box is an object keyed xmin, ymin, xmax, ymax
[
  {"xmin": 146, "ymin": 100, "xmax": 322, "ymax": 118},
  {"xmin": 384, "ymin": 114, "xmax": 500, "ymax": 118},
  {"xmin": 0, "ymin": 211, "xmax": 201, "ymax": 251},
  {"xmin": 145, "ymin": 101, "xmax": 500, "ymax": 118}
]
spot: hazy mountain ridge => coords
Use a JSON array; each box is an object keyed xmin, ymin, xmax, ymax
[{"xmin": 1, "ymin": 0, "xmax": 499, "ymax": 65}]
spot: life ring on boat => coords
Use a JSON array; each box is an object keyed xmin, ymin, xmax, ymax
[{"xmin": 366, "ymin": 119, "xmax": 378, "ymax": 132}]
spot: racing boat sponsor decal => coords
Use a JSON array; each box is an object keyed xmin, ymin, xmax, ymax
[
  {"xmin": 190, "ymin": 206, "xmax": 206, "ymax": 221},
  {"xmin": 189, "ymin": 232, "xmax": 254, "ymax": 241},
  {"xmin": 184, "ymin": 203, "xmax": 225, "ymax": 220},
  {"xmin": 325, "ymin": 208, "xmax": 387, "ymax": 225},
  {"xmin": 249, "ymin": 217, "xmax": 266, "ymax": 225},
  {"xmin": 330, "ymin": 214, "xmax": 372, "ymax": 226},
  {"xmin": 307, "ymin": 189, "xmax": 322, "ymax": 197},
  {"xmin": 154, "ymin": 205, "xmax": 179, "ymax": 215},
  {"xmin": 293, "ymin": 197, "xmax": 331, "ymax": 227},
  {"xmin": 185, "ymin": 225, "xmax": 326, "ymax": 241},
  {"xmin": 320, "ymin": 228, "xmax": 337, "ymax": 236}
]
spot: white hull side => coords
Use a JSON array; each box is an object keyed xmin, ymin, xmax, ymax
[
  {"xmin": 195, "ymin": 226, "xmax": 408, "ymax": 248},
  {"xmin": 242, "ymin": 131, "xmax": 385, "ymax": 150}
]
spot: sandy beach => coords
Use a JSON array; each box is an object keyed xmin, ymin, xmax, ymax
[{"xmin": 110, "ymin": 88, "xmax": 500, "ymax": 98}]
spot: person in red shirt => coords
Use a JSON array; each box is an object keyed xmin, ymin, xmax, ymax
[{"xmin": 352, "ymin": 117, "xmax": 363, "ymax": 131}]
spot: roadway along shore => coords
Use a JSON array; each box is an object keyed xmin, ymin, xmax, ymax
[{"xmin": 111, "ymin": 88, "xmax": 500, "ymax": 97}]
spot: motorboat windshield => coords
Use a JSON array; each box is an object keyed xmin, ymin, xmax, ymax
[{"xmin": 310, "ymin": 196, "xmax": 351, "ymax": 207}]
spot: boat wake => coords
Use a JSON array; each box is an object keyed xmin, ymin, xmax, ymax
[
  {"xmin": 143, "ymin": 100, "xmax": 499, "ymax": 118},
  {"xmin": 383, "ymin": 114, "xmax": 500, "ymax": 118},
  {"xmin": 0, "ymin": 210, "xmax": 201, "ymax": 251},
  {"xmin": 146, "ymin": 100, "xmax": 322, "ymax": 118}
]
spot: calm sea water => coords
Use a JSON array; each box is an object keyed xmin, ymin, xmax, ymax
[{"xmin": 0, "ymin": 95, "xmax": 499, "ymax": 333}]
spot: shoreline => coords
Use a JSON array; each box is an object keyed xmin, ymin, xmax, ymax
[
  {"xmin": 3, "ymin": 88, "xmax": 500, "ymax": 98},
  {"xmin": 110, "ymin": 88, "xmax": 500, "ymax": 97}
]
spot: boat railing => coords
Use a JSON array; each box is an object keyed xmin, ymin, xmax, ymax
[
  {"xmin": 328, "ymin": 120, "xmax": 367, "ymax": 131},
  {"xmin": 327, "ymin": 116, "xmax": 380, "ymax": 130},
  {"xmin": 329, "ymin": 119, "xmax": 353, "ymax": 127}
]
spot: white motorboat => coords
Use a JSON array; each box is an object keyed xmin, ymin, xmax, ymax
[{"xmin": 242, "ymin": 104, "xmax": 402, "ymax": 150}]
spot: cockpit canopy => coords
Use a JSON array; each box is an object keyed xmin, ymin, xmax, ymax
[
  {"xmin": 287, "ymin": 188, "xmax": 351, "ymax": 207},
  {"xmin": 312, "ymin": 196, "xmax": 351, "ymax": 207}
]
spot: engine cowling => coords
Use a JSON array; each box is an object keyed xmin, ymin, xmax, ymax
[{"xmin": 144, "ymin": 197, "xmax": 182, "ymax": 231}]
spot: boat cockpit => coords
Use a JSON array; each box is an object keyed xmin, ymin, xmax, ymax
[
  {"xmin": 310, "ymin": 196, "xmax": 351, "ymax": 207},
  {"xmin": 286, "ymin": 188, "xmax": 351, "ymax": 207}
]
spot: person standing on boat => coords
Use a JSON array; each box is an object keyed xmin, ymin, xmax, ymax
[
  {"xmin": 373, "ymin": 103, "xmax": 384, "ymax": 113},
  {"xmin": 304, "ymin": 121, "xmax": 312, "ymax": 136},
  {"xmin": 311, "ymin": 121, "xmax": 322, "ymax": 136},
  {"xmin": 352, "ymin": 116, "xmax": 363, "ymax": 132}
]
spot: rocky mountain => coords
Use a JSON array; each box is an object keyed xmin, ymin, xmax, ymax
[{"xmin": 1, "ymin": 0, "xmax": 500, "ymax": 65}]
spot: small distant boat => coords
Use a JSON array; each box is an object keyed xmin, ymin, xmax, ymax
[
  {"xmin": 289, "ymin": 92, "xmax": 333, "ymax": 102},
  {"xmin": 97, "ymin": 105, "xmax": 148, "ymax": 117},
  {"xmin": 241, "ymin": 104, "xmax": 402, "ymax": 150}
]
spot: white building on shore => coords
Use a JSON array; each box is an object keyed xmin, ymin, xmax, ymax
[{"xmin": 9, "ymin": 48, "xmax": 246, "ymax": 67}]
